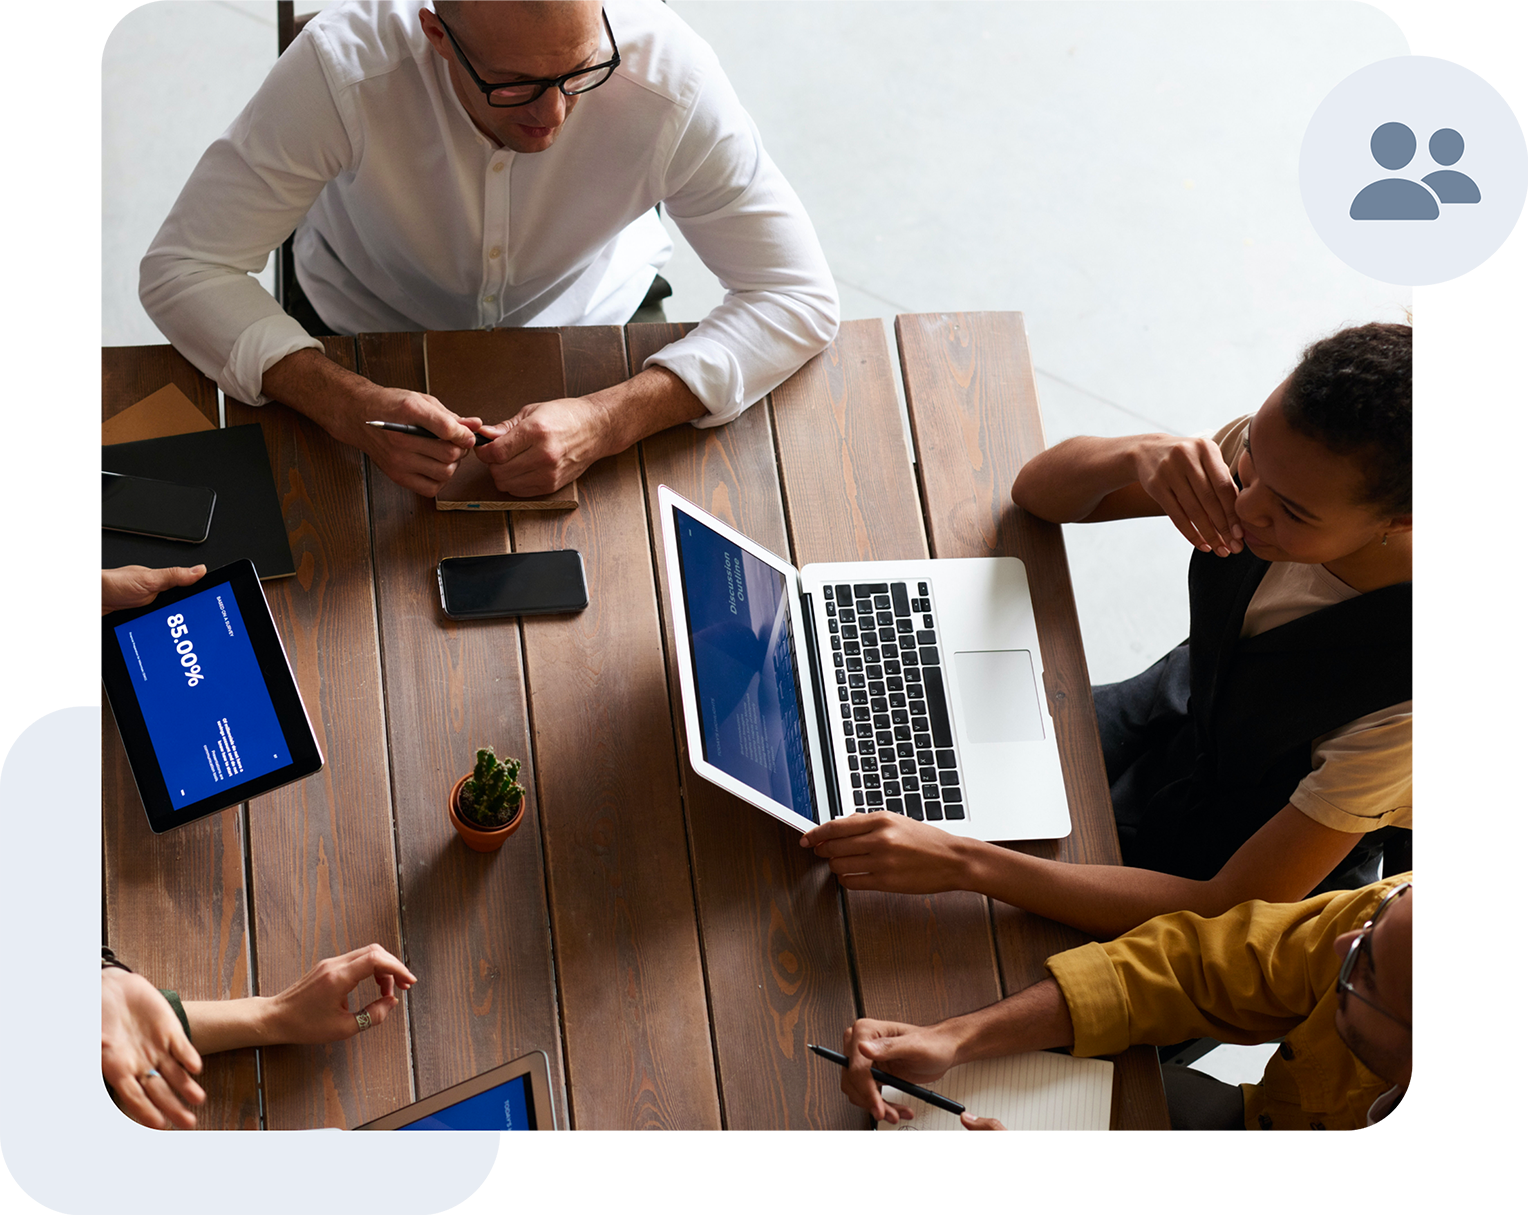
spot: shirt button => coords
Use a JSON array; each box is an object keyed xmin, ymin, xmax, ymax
[
  {"xmin": 483, "ymin": 295, "xmax": 496, "ymax": 305},
  {"xmin": 492, "ymin": 161, "xmax": 505, "ymax": 173},
  {"xmin": 489, "ymin": 246, "xmax": 502, "ymax": 259}
]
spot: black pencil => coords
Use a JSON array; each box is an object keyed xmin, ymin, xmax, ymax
[{"xmin": 808, "ymin": 1043, "xmax": 966, "ymax": 1116}]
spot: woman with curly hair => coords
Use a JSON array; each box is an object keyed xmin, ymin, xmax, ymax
[{"xmin": 801, "ymin": 323, "xmax": 1411, "ymax": 938}]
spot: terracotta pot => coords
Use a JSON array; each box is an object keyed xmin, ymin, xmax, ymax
[{"xmin": 448, "ymin": 774, "xmax": 525, "ymax": 853}]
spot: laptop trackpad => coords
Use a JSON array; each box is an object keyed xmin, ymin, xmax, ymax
[{"xmin": 953, "ymin": 650, "xmax": 1045, "ymax": 743}]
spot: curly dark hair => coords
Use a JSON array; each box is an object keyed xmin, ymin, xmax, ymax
[{"xmin": 1281, "ymin": 322, "xmax": 1411, "ymax": 516}]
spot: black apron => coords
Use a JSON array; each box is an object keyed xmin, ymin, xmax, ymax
[{"xmin": 1095, "ymin": 548, "xmax": 1411, "ymax": 891}]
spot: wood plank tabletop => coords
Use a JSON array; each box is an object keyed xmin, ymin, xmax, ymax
[
  {"xmin": 896, "ymin": 312, "xmax": 1167, "ymax": 1128},
  {"xmin": 102, "ymin": 345, "xmax": 260, "ymax": 1131},
  {"xmin": 511, "ymin": 326, "xmax": 720, "ymax": 1130},
  {"xmin": 631, "ymin": 322, "xmax": 861, "ymax": 1129},
  {"xmin": 355, "ymin": 331, "xmax": 568, "ymax": 1129},
  {"xmin": 101, "ymin": 317, "xmax": 1167, "ymax": 1130}
]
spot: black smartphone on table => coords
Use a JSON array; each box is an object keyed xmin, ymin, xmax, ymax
[
  {"xmin": 103, "ymin": 471, "xmax": 217, "ymax": 543},
  {"xmin": 437, "ymin": 551, "xmax": 589, "ymax": 619}
]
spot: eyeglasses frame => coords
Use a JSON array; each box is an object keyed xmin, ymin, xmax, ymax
[
  {"xmin": 1336, "ymin": 880, "xmax": 1412, "ymax": 1032},
  {"xmin": 435, "ymin": 8, "xmax": 620, "ymax": 108}
]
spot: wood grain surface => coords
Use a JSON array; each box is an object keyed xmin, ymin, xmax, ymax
[
  {"xmin": 631, "ymin": 323, "xmax": 863, "ymax": 1129},
  {"xmin": 769, "ymin": 318, "xmax": 1007, "ymax": 1037},
  {"xmin": 424, "ymin": 328, "xmax": 577, "ymax": 509},
  {"xmin": 103, "ymin": 321, "xmax": 1165, "ymax": 1130},
  {"xmin": 101, "ymin": 348, "xmax": 257, "ymax": 1129},
  {"xmin": 895, "ymin": 312, "xmax": 1166, "ymax": 1129},
  {"xmin": 102, "ymin": 345, "xmax": 219, "ymax": 425},
  {"xmin": 356, "ymin": 332, "xmax": 568, "ymax": 1130},
  {"xmin": 223, "ymin": 337, "xmax": 413, "ymax": 1128},
  {"xmin": 510, "ymin": 324, "xmax": 720, "ymax": 1129}
]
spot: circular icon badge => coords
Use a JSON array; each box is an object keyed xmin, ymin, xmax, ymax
[{"xmin": 1300, "ymin": 56, "xmax": 1526, "ymax": 285}]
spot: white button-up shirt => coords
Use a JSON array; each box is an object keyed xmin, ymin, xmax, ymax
[{"xmin": 139, "ymin": 0, "xmax": 838, "ymax": 424}]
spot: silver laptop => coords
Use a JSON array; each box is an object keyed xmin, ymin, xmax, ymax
[{"xmin": 656, "ymin": 486, "xmax": 1070, "ymax": 843}]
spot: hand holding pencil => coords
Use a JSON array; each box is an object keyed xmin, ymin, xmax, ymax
[
  {"xmin": 366, "ymin": 420, "xmax": 495, "ymax": 447},
  {"xmin": 816, "ymin": 1018, "xmax": 969, "ymax": 1126}
]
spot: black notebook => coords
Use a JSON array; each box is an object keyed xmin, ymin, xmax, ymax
[{"xmin": 102, "ymin": 425, "xmax": 295, "ymax": 580}]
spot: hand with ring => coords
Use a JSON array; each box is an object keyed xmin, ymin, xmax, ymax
[
  {"xmin": 101, "ymin": 967, "xmax": 205, "ymax": 1129},
  {"xmin": 262, "ymin": 944, "xmax": 417, "ymax": 1045}
]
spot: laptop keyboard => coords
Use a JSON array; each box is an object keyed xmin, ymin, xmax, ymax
[{"xmin": 824, "ymin": 581, "xmax": 965, "ymax": 822}]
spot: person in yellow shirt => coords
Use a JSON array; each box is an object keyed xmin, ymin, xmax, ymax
[{"xmin": 834, "ymin": 875, "xmax": 1412, "ymax": 1130}]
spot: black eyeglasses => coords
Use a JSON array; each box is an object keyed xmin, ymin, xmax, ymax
[
  {"xmin": 436, "ymin": 8, "xmax": 620, "ymax": 108},
  {"xmin": 1336, "ymin": 881, "xmax": 1412, "ymax": 1032}
]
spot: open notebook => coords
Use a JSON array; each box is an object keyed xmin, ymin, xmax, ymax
[{"xmin": 877, "ymin": 1051, "xmax": 1114, "ymax": 1131}]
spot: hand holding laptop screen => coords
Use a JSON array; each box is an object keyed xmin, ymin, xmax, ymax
[
  {"xmin": 658, "ymin": 485, "xmax": 1071, "ymax": 843},
  {"xmin": 800, "ymin": 811, "xmax": 975, "ymax": 894}
]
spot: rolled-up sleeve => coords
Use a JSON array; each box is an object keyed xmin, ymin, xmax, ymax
[
  {"xmin": 645, "ymin": 61, "xmax": 838, "ymax": 425},
  {"xmin": 1045, "ymin": 884, "xmax": 1394, "ymax": 1057},
  {"xmin": 138, "ymin": 33, "xmax": 349, "ymax": 404}
]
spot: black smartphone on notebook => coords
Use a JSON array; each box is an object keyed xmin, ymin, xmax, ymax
[{"xmin": 102, "ymin": 471, "xmax": 217, "ymax": 543}]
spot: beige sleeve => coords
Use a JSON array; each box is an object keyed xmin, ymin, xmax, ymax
[
  {"xmin": 1199, "ymin": 415, "xmax": 1252, "ymax": 470},
  {"xmin": 1289, "ymin": 703, "xmax": 1412, "ymax": 832}
]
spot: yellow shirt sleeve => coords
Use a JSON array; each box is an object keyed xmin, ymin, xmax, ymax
[{"xmin": 1046, "ymin": 882, "xmax": 1397, "ymax": 1057}]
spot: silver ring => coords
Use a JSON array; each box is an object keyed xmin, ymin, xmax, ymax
[
  {"xmin": 143, "ymin": 1068, "xmax": 161, "ymax": 1081},
  {"xmin": 355, "ymin": 1011, "xmax": 372, "ymax": 1032}
]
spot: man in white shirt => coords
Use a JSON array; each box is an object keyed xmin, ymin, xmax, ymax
[{"xmin": 140, "ymin": 1, "xmax": 839, "ymax": 498}]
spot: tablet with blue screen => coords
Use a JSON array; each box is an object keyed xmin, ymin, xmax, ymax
[
  {"xmin": 102, "ymin": 559, "xmax": 322, "ymax": 833},
  {"xmin": 358, "ymin": 1051, "xmax": 556, "ymax": 1130}
]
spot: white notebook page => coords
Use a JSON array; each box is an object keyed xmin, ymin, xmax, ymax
[{"xmin": 876, "ymin": 1051, "xmax": 1114, "ymax": 1131}]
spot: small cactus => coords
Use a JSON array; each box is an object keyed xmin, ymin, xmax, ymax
[{"xmin": 458, "ymin": 747, "xmax": 524, "ymax": 830}]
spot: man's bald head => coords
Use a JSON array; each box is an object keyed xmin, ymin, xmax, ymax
[
  {"xmin": 421, "ymin": 1, "xmax": 609, "ymax": 155},
  {"xmin": 437, "ymin": 0, "xmax": 595, "ymax": 27}
]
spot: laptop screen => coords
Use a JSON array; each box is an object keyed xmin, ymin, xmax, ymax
[
  {"xmin": 395, "ymin": 1073, "xmax": 535, "ymax": 1131},
  {"xmin": 671, "ymin": 508, "xmax": 816, "ymax": 823}
]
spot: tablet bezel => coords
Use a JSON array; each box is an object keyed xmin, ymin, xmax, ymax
[
  {"xmin": 357, "ymin": 1050, "xmax": 557, "ymax": 1130},
  {"xmin": 102, "ymin": 558, "xmax": 323, "ymax": 834}
]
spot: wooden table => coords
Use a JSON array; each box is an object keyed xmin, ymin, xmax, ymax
[{"xmin": 101, "ymin": 315, "xmax": 1168, "ymax": 1130}]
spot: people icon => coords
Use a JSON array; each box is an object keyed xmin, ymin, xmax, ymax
[
  {"xmin": 1422, "ymin": 128, "xmax": 1481, "ymax": 203},
  {"xmin": 1350, "ymin": 123, "xmax": 1481, "ymax": 219}
]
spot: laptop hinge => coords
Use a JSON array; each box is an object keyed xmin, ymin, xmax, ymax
[{"xmin": 800, "ymin": 591, "xmax": 843, "ymax": 820}]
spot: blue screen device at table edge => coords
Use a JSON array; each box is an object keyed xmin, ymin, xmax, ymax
[
  {"xmin": 102, "ymin": 559, "xmax": 323, "ymax": 833},
  {"xmin": 396, "ymin": 1074, "xmax": 535, "ymax": 1130}
]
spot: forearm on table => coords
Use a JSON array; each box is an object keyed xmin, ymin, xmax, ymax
[
  {"xmin": 586, "ymin": 366, "xmax": 709, "ymax": 454},
  {"xmin": 181, "ymin": 997, "xmax": 278, "ymax": 1055},
  {"xmin": 260, "ymin": 347, "xmax": 374, "ymax": 435},
  {"xmin": 666, "ymin": 161, "xmax": 840, "ymax": 420},
  {"xmin": 1010, "ymin": 434, "xmax": 1159, "ymax": 521},
  {"xmin": 942, "ymin": 978, "xmax": 1076, "ymax": 1063}
]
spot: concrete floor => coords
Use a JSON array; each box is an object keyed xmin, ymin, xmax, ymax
[{"xmin": 102, "ymin": 0, "xmax": 1410, "ymax": 1094}]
